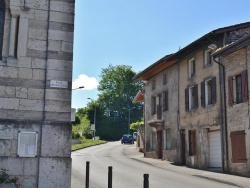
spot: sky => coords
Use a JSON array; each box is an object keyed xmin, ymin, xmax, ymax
[{"xmin": 71, "ymin": 0, "xmax": 250, "ymax": 110}]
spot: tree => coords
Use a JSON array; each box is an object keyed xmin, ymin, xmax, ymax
[
  {"xmin": 72, "ymin": 108, "xmax": 93, "ymax": 139},
  {"xmin": 96, "ymin": 64, "xmax": 143, "ymax": 139},
  {"xmin": 130, "ymin": 121, "xmax": 144, "ymax": 131}
]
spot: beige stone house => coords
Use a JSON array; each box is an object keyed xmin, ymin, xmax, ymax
[
  {"xmin": 133, "ymin": 22, "xmax": 250, "ymax": 177},
  {"xmin": 213, "ymin": 35, "xmax": 250, "ymax": 177},
  {"xmin": 0, "ymin": 0, "xmax": 75, "ymax": 187}
]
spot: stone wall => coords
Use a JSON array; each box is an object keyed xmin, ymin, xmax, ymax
[
  {"xmin": 144, "ymin": 62, "xmax": 179, "ymax": 162},
  {"xmin": 0, "ymin": 0, "xmax": 75, "ymax": 187},
  {"xmin": 222, "ymin": 46, "xmax": 250, "ymax": 177},
  {"xmin": 179, "ymin": 47, "xmax": 221, "ymax": 168}
]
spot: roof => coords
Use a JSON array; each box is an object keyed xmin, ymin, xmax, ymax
[
  {"xmin": 133, "ymin": 21, "xmax": 250, "ymax": 81},
  {"xmin": 212, "ymin": 35, "xmax": 250, "ymax": 57},
  {"xmin": 132, "ymin": 90, "xmax": 144, "ymax": 103}
]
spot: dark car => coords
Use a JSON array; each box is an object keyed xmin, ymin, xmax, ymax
[{"xmin": 121, "ymin": 134, "xmax": 134, "ymax": 144}]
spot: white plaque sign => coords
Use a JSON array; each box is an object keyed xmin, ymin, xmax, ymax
[
  {"xmin": 17, "ymin": 131, "xmax": 38, "ymax": 157},
  {"xmin": 50, "ymin": 80, "xmax": 68, "ymax": 88},
  {"xmin": 91, "ymin": 124, "xmax": 95, "ymax": 131}
]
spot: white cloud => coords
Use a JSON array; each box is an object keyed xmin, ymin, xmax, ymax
[{"xmin": 72, "ymin": 74, "xmax": 99, "ymax": 90}]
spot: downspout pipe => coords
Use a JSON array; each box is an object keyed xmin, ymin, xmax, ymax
[
  {"xmin": 213, "ymin": 56, "xmax": 229, "ymax": 173},
  {"xmin": 37, "ymin": 0, "xmax": 50, "ymax": 187}
]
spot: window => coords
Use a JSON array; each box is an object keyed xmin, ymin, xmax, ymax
[
  {"xmin": 164, "ymin": 129, "xmax": 171, "ymax": 150},
  {"xmin": 185, "ymin": 84, "xmax": 198, "ymax": 111},
  {"xmin": 230, "ymin": 131, "xmax": 247, "ymax": 163},
  {"xmin": 204, "ymin": 49, "xmax": 212, "ymax": 66},
  {"xmin": 0, "ymin": 1, "xmax": 5, "ymax": 60},
  {"xmin": 157, "ymin": 94, "xmax": 162, "ymax": 119},
  {"xmin": 151, "ymin": 132, "xmax": 157, "ymax": 151},
  {"xmin": 188, "ymin": 58, "xmax": 195, "ymax": 78},
  {"xmin": 151, "ymin": 96, "xmax": 156, "ymax": 115},
  {"xmin": 201, "ymin": 77, "xmax": 216, "ymax": 107},
  {"xmin": 228, "ymin": 70, "xmax": 248, "ymax": 106},
  {"xmin": 188, "ymin": 130, "xmax": 196, "ymax": 156},
  {"xmin": 152, "ymin": 80, "xmax": 156, "ymax": 90},
  {"xmin": 163, "ymin": 91, "xmax": 168, "ymax": 111},
  {"xmin": 163, "ymin": 74, "xmax": 167, "ymax": 85}
]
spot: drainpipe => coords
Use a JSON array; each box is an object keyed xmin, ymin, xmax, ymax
[
  {"xmin": 177, "ymin": 61, "xmax": 181, "ymax": 164},
  {"xmin": 213, "ymin": 56, "xmax": 229, "ymax": 173},
  {"xmin": 37, "ymin": 0, "xmax": 50, "ymax": 187}
]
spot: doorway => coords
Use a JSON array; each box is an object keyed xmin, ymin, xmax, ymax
[
  {"xmin": 157, "ymin": 131, "xmax": 163, "ymax": 159},
  {"xmin": 180, "ymin": 130, "xmax": 186, "ymax": 165}
]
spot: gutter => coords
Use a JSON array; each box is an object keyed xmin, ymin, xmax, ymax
[{"xmin": 212, "ymin": 56, "xmax": 229, "ymax": 174}]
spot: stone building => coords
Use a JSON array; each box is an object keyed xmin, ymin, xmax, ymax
[
  {"xmin": 0, "ymin": 0, "xmax": 75, "ymax": 187},
  {"xmin": 133, "ymin": 22, "xmax": 250, "ymax": 177},
  {"xmin": 213, "ymin": 35, "xmax": 250, "ymax": 177},
  {"xmin": 133, "ymin": 55, "xmax": 179, "ymax": 162}
]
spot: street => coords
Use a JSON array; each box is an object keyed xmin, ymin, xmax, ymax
[{"xmin": 71, "ymin": 142, "xmax": 241, "ymax": 188}]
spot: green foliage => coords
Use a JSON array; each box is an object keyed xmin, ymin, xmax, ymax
[
  {"xmin": 75, "ymin": 64, "xmax": 144, "ymax": 141},
  {"xmin": 94, "ymin": 64, "xmax": 143, "ymax": 140},
  {"xmin": 71, "ymin": 139, "xmax": 107, "ymax": 151},
  {"xmin": 0, "ymin": 168, "xmax": 20, "ymax": 187},
  {"xmin": 72, "ymin": 114, "xmax": 92, "ymax": 139},
  {"xmin": 130, "ymin": 121, "xmax": 144, "ymax": 131}
]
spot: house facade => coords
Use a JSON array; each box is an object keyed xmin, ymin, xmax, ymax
[
  {"xmin": 133, "ymin": 22, "xmax": 250, "ymax": 177},
  {"xmin": 0, "ymin": 0, "xmax": 75, "ymax": 187},
  {"xmin": 213, "ymin": 35, "xmax": 250, "ymax": 177}
]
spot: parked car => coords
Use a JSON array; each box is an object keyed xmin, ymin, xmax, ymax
[
  {"xmin": 133, "ymin": 132, "xmax": 137, "ymax": 141},
  {"xmin": 121, "ymin": 134, "xmax": 134, "ymax": 144}
]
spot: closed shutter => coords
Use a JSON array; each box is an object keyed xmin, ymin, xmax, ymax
[
  {"xmin": 185, "ymin": 88, "xmax": 189, "ymax": 111},
  {"xmin": 228, "ymin": 76, "xmax": 234, "ymax": 106},
  {"xmin": 193, "ymin": 59, "xmax": 195, "ymax": 75},
  {"xmin": 201, "ymin": 81, "xmax": 205, "ymax": 107},
  {"xmin": 189, "ymin": 130, "xmax": 196, "ymax": 156},
  {"xmin": 211, "ymin": 76, "xmax": 216, "ymax": 104},
  {"xmin": 194, "ymin": 84, "xmax": 198, "ymax": 109},
  {"xmin": 230, "ymin": 131, "xmax": 247, "ymax": 163},
  {"xmin": 166, "ymin": 91, "xmax": 168, "ymax": 111},
  {"xmin": 241, "ymin": 70, "xmax": 248, "ymax": 102},
  {"xmin": 0, "ymin": 6, "xmax": 5, "ymax": 60}
]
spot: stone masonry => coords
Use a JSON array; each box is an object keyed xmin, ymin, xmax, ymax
[{"xmin": 0, "ymin": 0, "xmax": 75, "ymax": 187}]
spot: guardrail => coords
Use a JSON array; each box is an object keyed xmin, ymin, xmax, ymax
[{"xmin": 85, "ymin": 161, "xmax": 149, "ymax": 188}]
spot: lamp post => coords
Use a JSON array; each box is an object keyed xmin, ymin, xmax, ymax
[
  {"xmin": 87, "ymin": 98, "xmax": 96, "ymax": 140},
  {"xmin": 72, "ymin": 86, "xmax": 84, "ymax": 90},
  {"xmin": 123, "ymin": 107, "xmax": 136, "ymax": 134}
]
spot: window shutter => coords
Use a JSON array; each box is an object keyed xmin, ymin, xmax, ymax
[
  {"xmin": 230, "ymin": 131, "xmax": 247, "ymax": 163},
  {"xmin": 241, "ymin": 70, "xmax": 248, "ymax": 102},
  {"xmin": 188, "ymin": 131, "xmax": 192, "ymax": 155},
  {"xmin": 201, "ymin": 81, "xmax": 205, "ymax": 107},
  {"xmin": 228, "ymin": 76, "xmax": 234, "ymax": 106},
  {"xmin": 163, "ymin": 92, "xmax": 166, "ymax": 111},
  {"xmin": 194, "ymin": 84, "xmax": 198, "ymax": 109},
  {"xmin": 211, "ymin": 76, "xmax": 216, "ymax": 104},
  {"xmin": 0, "ymin": 8, "xmax": 5, "ymax": 60},
  {"xmin": 193, "ymin": 60, "xmax": 195, "ymax": 74},
  {"xmin": 166, "ymin": 91, "xmax": 169, "ymax": 111},
  {"xmin": 185, "ymin": 88, "xmax": 189, "ymax": 111}
]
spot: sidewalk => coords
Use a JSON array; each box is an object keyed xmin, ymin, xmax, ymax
[{"xmin": 123, "ymin": 146, "xmax": 250, "ymax": 188}]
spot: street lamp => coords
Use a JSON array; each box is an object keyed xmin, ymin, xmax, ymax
[
  {"xmin": 123, "ymin": 107, "xmax": 136, "ymax": 134},
  {"xmin": 87, "ymin": 98, "xmax": 96, "ymax": 140},
  {"xmin": 72, "ymin": 86, "xmax": 84, "ymax": 90}
]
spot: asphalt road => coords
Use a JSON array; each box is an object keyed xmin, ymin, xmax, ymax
[{"xmin": 71, "ymin": 141, "xmax": 239, "ymax": 188}]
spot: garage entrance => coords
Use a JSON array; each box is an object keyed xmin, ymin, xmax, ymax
[{"xmin": 208, "ymin": 131, "xmax": 222, "ymax": 167}]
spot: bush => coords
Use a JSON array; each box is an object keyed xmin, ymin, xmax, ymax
[{"xmin": 72, "ymin": 139, "xmax": 107, "ymax": 151}]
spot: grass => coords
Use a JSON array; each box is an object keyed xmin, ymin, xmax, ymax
[{"xmin": 71, "ymin": 139, "xmax": 107, "ymax": 151}]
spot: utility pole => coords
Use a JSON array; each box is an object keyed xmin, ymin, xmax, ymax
[
  {"xmin": 123, "ymin": 107, "xmax": 135, "ymax": 134},
  {"xmin": 87, "ymin": 98, "xmax": 96, "ymax": 139}
]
